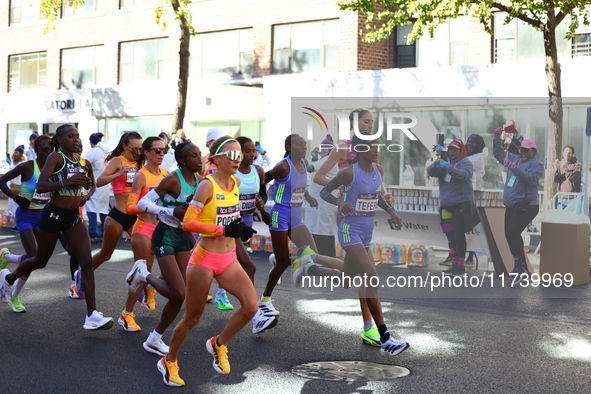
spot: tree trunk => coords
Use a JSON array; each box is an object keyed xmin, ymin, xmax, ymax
[
  {"xmin": 542, "ymin": 18, "xmax": 563, "ymax": 209},
  {"xmin": 171, "ymin": 1, "xmax": 190, "ymax": 134}
]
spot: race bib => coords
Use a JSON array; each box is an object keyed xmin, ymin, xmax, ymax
[
  {"xmin": 215, "ymin": 204, "xmax": 241, "ymax": 226},
  {"xmin": 239, "ymin": 193, "xmax": 257, "ymax": 215},
  {"xmin": 126, "ymin": 169, "xmax": 138, "ymax": 188},
  {"xmin": 290, "ymin": 188, "xmax": 305, "ymax": 207},
  {"xmin": 444, "ymin": 173, "xmax": 452, "ymax": 183},
  {"xmin": 32, "ymin": 190, "xmax": 50, "ymax": 205},
  {"xmin": 355, "ymin": 193, "xmax": 379, "ymax": 216}
]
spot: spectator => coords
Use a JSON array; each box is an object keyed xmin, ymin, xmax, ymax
[
  {"xmin": 427, "ymin": 139, "xmax": 476, "ymax": 276},
  {"xmin": 304, "ymin": 134, "xmax": 338, "ymax": 256},
  {"xmin": 493, "ymin": 128, "xmax": 543, "ymax": 285},
  {"xmin": 84, "ymin": 133, "xmax": 110, "ymax": 243},
  {"xmin": 158, "ymin": 131, "xmax": 178, "ymax": 172},
  {"xmin": 253, "ymin": 141, "xmax": 272, "ymax": 171},
  {"xmin": 464, "ymin": 134, "xmax": 488, "ymax": 267},
  {"xmin": 7, "ymin": 145, "xmax": 28, "ymax": 218},
  {"xmin": 424, "ymin": 157, "xmax": 439, "ymax": 187},
  {"xmin": 553, "ymin": 144, "xmax": 581, "ymax": 193},
  {"xmin": 25, "ymin": 133, "xmax": 39, "ymax": 161}
]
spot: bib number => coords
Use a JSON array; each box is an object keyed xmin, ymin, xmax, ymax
[{"xmin": 290, "ymin": 188, "xmax": 305, "ymax": 207}]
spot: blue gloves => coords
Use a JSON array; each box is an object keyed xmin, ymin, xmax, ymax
[
  {"xmin": 434, "ymin": 144, "xmax": 443, "ymax": 154},
  {"xmin": 255, "ymin": 145, "xmax": 265, "ymax": 154},
  {"xmin": 439, "ymin": 158, "xmax": 451, "ymax": 171},
  {"xmin": 306, "ymin": 164, "xmax": 315, "ymax": 173}
]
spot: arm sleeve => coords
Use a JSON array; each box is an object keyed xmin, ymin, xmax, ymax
[
  {"xmin": 426, "ymin": 163, "xmax": 444, "ymax": 177},
  {"xmin": 377, "ymin": 193, "xmax": 394, "ymax": 212},
  {"xmin": 182, "ymin": 202, "xmax": 224, "ymax": 236},
  {"xmin": 493, "ymin": 137, "xmax": 505, "ymax": 164},
  {"xmin": 320, "ymin": 177, "xmax": 342, "ymax": 206},
  {"xmin": 264, "ymin": 171, "xmax": 273, "ymax": 184},
  {"xmin": 126, "ymin": 193, "xmax": 144, "ymax": 215},
  {"xmin": 259, "ymin": 182, "xmax": 268, "ymax": 203},
  {"xmin": 138, "ymin": 189, "xmax": 181, "ymax": 228}
]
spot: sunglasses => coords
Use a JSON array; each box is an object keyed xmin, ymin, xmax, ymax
[
  {"xmin": 149, "ymin": 148, "xmax": 168, "ymax": 154},
  {"xmin": 213, "ymin": 150, "xmax": 243, "ymax": 161}
]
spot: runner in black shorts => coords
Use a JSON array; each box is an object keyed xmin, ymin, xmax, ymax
[{"xmin": 0, "ymin": 124, "xmax": 113, "ymax": 330}]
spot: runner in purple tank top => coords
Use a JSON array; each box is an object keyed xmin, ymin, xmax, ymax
[{"xmin": 320, "ymin": 130, "xmax": 409, "ymax": 357}]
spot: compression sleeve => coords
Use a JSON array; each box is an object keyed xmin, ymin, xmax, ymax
[
  {"xmin": 377, "ymin": 193, "xmax": 395, "ymax": 213},
  {"xmin": 126, "ymin": 193, "xmax": 144, "ymax": 215},
  {"xmin": 138, "ymin": 189, "xmax": 181, "ymax": 228},
  {"xmin": 319, "ymin": 177, "xmax": 342, "ymax": 206},
  {"xmin": 182, "ymin": 202, "xmax": 224, "ymax": 236},
  {"xmin": 259, "ymin": 183, "xmax": 268, "ymax": 203}
]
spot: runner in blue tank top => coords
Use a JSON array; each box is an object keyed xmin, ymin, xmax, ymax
[
  {"xmin": 257, "ymin": 134, "xmax": 345, "ymax": 322},
  {"xmin": 134, "ymin": 142, "xmax": 204, "ymax": 357},
  {"xmin": 0, "ymin": 135, "xmax": 53, "ymax": 312},
  {"xmin": 320, "ymin": 130, "xmax": 409, "ymax": 357},
  {"xmin": 213, "ymin": 137, "xmax": 266, "ymax": 311}
]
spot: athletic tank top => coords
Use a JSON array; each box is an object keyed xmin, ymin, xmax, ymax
[
  {"xmin": 198, "ymin": 175, "xmax": 240, "ymax": 238},
  {"xmin": 338, "ymin": 140, "xmax": 356, "ymax": 170},
  {"xmin": 112, "ymin": 155, "xmax": 138, "ymax": 194},
  {"xmin": 49, "ymin": 152, "xmax": 86, "ymax": 197},
  {"xmin": 159, "ymin": 169, "xmax": 198, "ymax": 209},
  {"xmin": 342, "ymin": 163, "xmax": 382, "ymax": 218},
  {"xmin": 273, "ymin": 156, "xmax": 307, "ymax": 208},
  {"xmin": 235, "ymin": 165, "xmax": 259, "ymax": 216},
  {"xmin": 20, "ymin": 160, "xmax": 50, "ymax": 209},
  {"xmin": 138, "ymin": 167, "xmax": 168, "ymax": 199}
]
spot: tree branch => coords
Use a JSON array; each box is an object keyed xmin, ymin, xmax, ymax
[{"xmin": 491, "ymin": 2, "xmax": 544, "ymax": 29}]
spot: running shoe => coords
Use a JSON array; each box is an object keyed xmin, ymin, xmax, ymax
[
  {"xmin": 206, "ymin": 295, "xmax": 214, "ymax": 303},
  {"xmin": 74, "ymin": 270, "xmax": 86, "ymax": 299},
  {"xmin": 144, "ymin": 335, "xmax": 170, "ymax": 357},
  {"xmin": 246, "ymin": 246, "xmax": 253, "ymax": 253},
  {"xmin": 157, "ymin": 357, "xmax": 185, "ymax": 387},
  {"xmin": 0, "ymin": 248, "xmax": 10, "ymax": 270},
  {"xmin": 83, "ymin": 310, "xmax": 114, "ymax": 330},
  {"xmin": 506, "ymin": 268, "xmax": 529, "ymax": 286},
  {"xmin": 292, "ymin": 255, "xmax": 314, "ymax": 287},
  {"xmin": 145, "ymin": 288, "xmax": 157, "ymax": 311},
  {"xmin": 214, "ymin": 292, "xmax": 234, "ymax": 311},
  {"xmin": 252, "ymin": 310, "xmax": 278, "ymax": 334},
  {"xmin": 126, "ymin": 259, "xmax": 147, "ymax": 293},
  {"xmin": 451, "ymin": 266, "xmax": 466, "ymax": 277},
  {"xmin": 206, "ymin": 336, "xmax": 230, "ymax": 374},
  {"xmin": 293, "ymin": 245, "xmax": 315, "ymax": 265},
  {"xmin": 68, "ymin": 285, "xmax": 81, "ymax": 299},
  {"xmin": 9, "ymin": 296, "xmax": 25, "ymax": 313},
  {"xmin": 361, "ymin": 326, "xmax": 381, "ymax": 346},
  {"xmin": 258, "ymin": 296, "xmax": 279, "ymax": 316},
  {"xmin": 269, "ymin": 253, "xmax": 280, "ymax": 284},
  {"xmin": 117, "ymin": 310, "xmax": 141, "ymax": 332},
  {"xmin": 0, "ymin": 269, "xmax": 12, "ymax": 303},
  {"xmin": 381, "ymin": 336, "xmax": 410, "ymax": 356}
]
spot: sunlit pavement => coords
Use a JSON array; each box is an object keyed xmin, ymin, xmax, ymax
[{"xmin": 1, "ymin": 227, "xmax": 591, "ymax": 393}]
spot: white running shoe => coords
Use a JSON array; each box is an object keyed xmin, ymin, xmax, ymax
[
  {"xmin": 252, "ymin": 310, "xmax": 278, "ymax": 334},
  {"xmin": 246, "ymin": 247, "xmax": 254, "ymax": 253},
  {"xmin": 83, "ymin": 310, "xmax": 114, "ymax": 330},
  {"xmin": 269, "ymin": 253, "xmax": 280, "ymax": 284},
  {"xmin": 144, "ymin": 334, "xmax": 170, "ymax": 356},
  {"xmin": 380, "ymin": 336, "xmax": 410, "ymax": 356},
  {"xmin": 0, "ymin": 269, "xmax": 12, "ymax": 303},
  {"xmin": 258, "ymin": 297, "xmax": 280, "ymax": 316},
  {"xmin": 126, "ymin": 259, "xmax": 148, "ymax": 293}
]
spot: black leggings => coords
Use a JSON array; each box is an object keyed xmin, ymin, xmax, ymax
[
  {"xmin": 440, "ymin": 208, "xmax": 468, "ymax": 258},
  {"xmin": 504, "ymin": 205, "xmax": 539, "ymax": 261}
]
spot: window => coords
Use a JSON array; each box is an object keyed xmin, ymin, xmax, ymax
[
  {"xmin": 572, "ymin": 33, "xmax": 591, "ymax": 57},
  {"xmin": 61, "ymin": 46, "xmax": 105, "ymax": 89},
  {"xmin": 273, "ymin": 19, "xmax": 339, "ymax": 73},
  {"xmin": 63, "ymin": 0, "xmax": 103, "ymax": 17},
  {"xmin": 10, "ymin": 0, "xmax": 42, "ymax": 25},
  {"xmin": 395, "ymin": 25, "xmax": 416, "ymax": 68},
  {"xmin": 9, "ymin": 52, "xmax": 47, "ymax": 92},
  {"xmin": 449, "ymin": 17, "xmax": 468, "ymax": 65},
  {"xmin": 121, "ymin": 0, "xmax": 156, "ymax": 8},
  {"xmin": 189, "ymin": 28, "xmax": 253, "ymax": 79},
  {"xmin": 119, "ymin": 38, "xmax": 169, "ymax": 83},
  {"xmin": 494, "ymin": 11, "xmax": 569, "ymax": 62}
]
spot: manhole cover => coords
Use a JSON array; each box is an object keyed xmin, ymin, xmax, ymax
[{"xmin": 291, "ymin": 361, "xmax": 410, "ymax": 381}]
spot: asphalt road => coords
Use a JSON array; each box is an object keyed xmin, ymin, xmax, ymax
[{"xmin": 1, "ymin": 227, "xmax": 591, "ymax": 393}]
